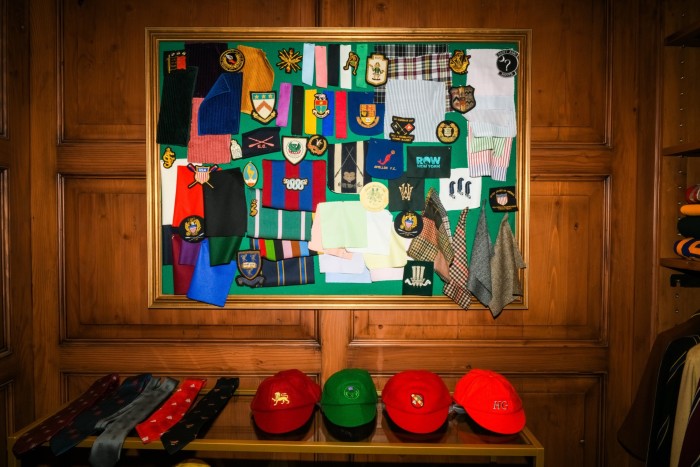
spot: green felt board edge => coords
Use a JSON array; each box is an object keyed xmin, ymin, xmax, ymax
[{"xmin": 157, "ymin": 39, "xmax": 520, "ymax": 298}]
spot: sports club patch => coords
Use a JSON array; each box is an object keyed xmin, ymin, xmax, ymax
[
  {"xmin": 165, "ymin": 50, "xmax": 187, "ymax": 73},
  {"xmin": 242, "ymin": 162, "xmax": 258, "ymax": 187},
  {"xmin": 327, "ymin": 141, "xmax": 372, "ymax": 194},
  {"xmin": 365, "ymin": 53, "xmax": 388, "ymax": 86},
  {"xmin": 389, "ymin": 116, "xmax": 415, "ymax": 143},
  {"xmin": 489, "ymin": 186, "xmax": 518, "ymax": 212},
  {"xmin": 365, "ymin": 138, "xmax": 403, "ymax": 180},
  {"xmin": 359, "ymin": 182, "xmax": 389, "ymax": 212},
  {"xmin": 250, "ymin": 91, "xmax": 277, "ymax": 124},
  {"xmin": 496, "ymin": 49, "xmax": 519, "ymax": 77},
  {"xmin": 187, "ymin": 163, "xmax": 220, "ymax": 189},
  {"xmin": 276, "ymin": 47, "xmax": 303, "ymax": 73},
  {"xmin": 394, "ymin": 210, "xmax": 423, "ymax": 239},
  {"xmin": 230, "ymin": 139, "xmax": 243, "ymax": 160},
  {"xmin": 402, "ymin": 261, "xmax": 434, "ymax": 296},
  {"xmin": 178, "ymin": 215, "xmax": 205, "ymax": 243},
  {"xmin": 282, "ymin": 136, "xmax": 308, "ymax": 165},
  {"xmin": 161, "ymin": 146, "xmax": 176, "ymax": 169},
  {"xmin": 449, "ymin": 85, "xmax": 476, "ymax": 113},
  {"xmin": 436, "ymin": 120, "xmax": 460, "ymax": 144},
  {"xmin": 235, "ymin": 250, "xmax": 265, "ymax": 287},
  {"xmin": 439, "ymin": 167, "xmax": 482, "ymax": 211},
  {"xmin": 307, "ymin": 135, "xmax": 328, "ymax": 156},
  {"xmin": 241, "ymin": 127, "xmax": 281, "ymax": 158},
  {"xmin": 311, "ymin": 92, "xmax": 330, "ymax": 118},
  {"xmin": 220, "ymin": 48, "xmax": 245, "ymax": 72},
  {"xmin": 343, "ymin": 50, "xmax": 360, "ymax": 76},
  {"xmin": 347, "ymin": 91, "xmax": 384, "ymax": 136},
  {"xmin": 388, "ymin": 175, "xmax": 425, "ymax": 212},
  {"xmin": 406, "ymin": 146, "xmax": 451, "ymax": 178},
  {"xmin": 449, "ymin": 50, "xmax": 470, "ymax": 74},
  {"xmin": 262, "ymin": 159, "xmax": 326, "ymax": 212}
]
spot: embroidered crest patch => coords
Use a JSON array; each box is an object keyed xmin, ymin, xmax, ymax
[
  {"xmin": 243, "ymin": 162, "xmax": 258, "ymax": 187},
  {"xmin": 179, "ymin": 215, "xmax": 205, "ymax": 243},
  {"xmin": 307, "ymin": 135, "xmax": 328, "ymax": 156},
  {"xmin": 276, "ymin": 48, "xmax": 303, "ymax": 73},
  {"xmin": 436, "ymin": 120, "xmax": 460, "ymax": 144},
  {"xmin": 250, "ymin": 91, "xmax": 277, "ymax": 124},
  {"xmin": 394, "ymin": 210, "xmax": 423, "ymax": 239},
  {"xmin": 389, "ymin": 116, "xmax": 416, "ymax": 143},
  {"xmin": 489, "ymin": 186, "xmax": 518, "ymax": 212},
  {"xmin": 282, "ymin": 137, "xmax": 308, "ymax": 165},
  {"xmin": 236, "ymin": 250, "xmax": 265, "ymax": 287},
  {"xmin": 219, "ymin": 48, "xmax": 245, "ymax": 72},
  {"xmin": 449, "ymin": 50, "xmax": 471, "ymax": 74},
  {"xmin": 449, "ymin": 85, "xmax": 476, "ymax": 113},
  {"xmin": 365, "ymin": 53, "xmax": 388, "ymax": 86},
  {"xmin": 311, "ymin": 93, "xmax": 330, "ymax": 118},
  {"xmin": 496, "ymin": 49, "xmax": 519, "ymax": 77}
]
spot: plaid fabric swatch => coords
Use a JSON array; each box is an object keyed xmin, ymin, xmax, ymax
[
  {"xmin": 249, "ymin": 238, "xmax": 317, "ymax": 261},
  {"xmin": 373, "ymin": 53, "xmax": 452, "ymax": 111},
  {"xmin": 422, "ymin": 188, "xmax": 454, "ymax": 264},
  {"xmin": 407, "ymin": 216, "xmax": 438, "ymax": 262},
  {"xmin": 374, "ymin": 43, "xmax": 449, "ymax": 58},
  {"xmin": 443, "ymin": 207, "xmax": 472, "ymax": 309}
]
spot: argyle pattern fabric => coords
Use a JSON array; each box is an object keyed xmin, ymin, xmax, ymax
[
  {"xmin": 12, "ymin": 374, "xmax": 120, "ymax": 457},
  {"xmin": 443, "ymin": 207, "xmax": 472, "ymax": 310}
]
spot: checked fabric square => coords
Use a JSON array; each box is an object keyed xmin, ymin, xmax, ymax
[{"xmin": 443, "ymin": 207, "xmax": 472, "ymax": 310}]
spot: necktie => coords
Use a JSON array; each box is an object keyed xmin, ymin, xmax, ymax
[
  {"xmin": 88, "ymin": 377, "xmax": 178, "ymax": 467},
  {"xmin": 160, "ymin": 377, "xmax": 239, "ymax": 455},
  {"xmin": 135, "ymin": 378, "xmax": 206, "ymax": 444},
  {"xmin": 443, "ymin": 207, "xmax": 472, "ymax": 310},
  {"xmin": 50, "ymin": 373, "xmax": 152, "ymax": 456},
  {"xmin": 12, "ymin": 374, "xmax": 120, "ymax": 457}
]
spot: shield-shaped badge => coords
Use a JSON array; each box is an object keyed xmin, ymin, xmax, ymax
[
  {"xmin": 365, "ymin": 53, "xmax": 388, "ymax": 87},
  {"xmin": 243, "ymin": 162, "xmax": 258, "ymax": 187},
  {"xmin": 311, "ymin": 93, "xmax": 330, "ymax": 118},
  {"xmin": 449, "ymin": 85, "xmax": 476, "ymax": 113},
  {"xmin": 357, "ymin": 103, "xmax": 380, "ymax": 128},
  {"xmin": 250, "ymin": 92, "xmax": 277, "ymax": 124},
  {"xmin": 283, "ymin": 137, "xmax": 308, "ymax": 165},
  {"xmin": 237, "ymin": 250, "xmax": 262, "ymax": 280}
]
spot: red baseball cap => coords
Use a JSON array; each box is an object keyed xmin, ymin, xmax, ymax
[
  {"xmin": 381, "ymin": 370, "xmax": 452, "ymax": 434},
  {"xmin": 250, "ymin": 369, "xmax": 321, "ymax": 434},
  {"xmin": 454, "ymin": 369, "xmax": 526, "ymax": 435}
]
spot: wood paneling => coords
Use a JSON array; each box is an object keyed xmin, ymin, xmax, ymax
[
  {"xmin": 19, "ymin": 0, "xmax": 662, "ymax": 466},
  {"xmin": 59, "ymin": 0, "xmax": 318, "ymax": 143}
]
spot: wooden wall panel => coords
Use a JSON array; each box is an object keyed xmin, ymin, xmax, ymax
[
  {"xmin": 352, "ymin": 0, "xmax": 608, "ymax": 146},
  {"xmin": 60, "ymin": 0, "xmax": 318, "ymax": 143}
]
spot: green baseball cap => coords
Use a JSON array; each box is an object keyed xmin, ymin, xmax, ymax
[{"xmin": 321, "ymin": 368, "xmax": 378, "ymax": 428}]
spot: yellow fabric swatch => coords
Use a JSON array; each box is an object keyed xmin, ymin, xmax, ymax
[{"xmin": 304, "ymin": 88, "xmax": 317, "ymax": 135}]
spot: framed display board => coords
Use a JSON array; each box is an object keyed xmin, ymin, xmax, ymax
[{"xmin": 146, "ymin": 27, "xmax": 530, "ymax": 310}]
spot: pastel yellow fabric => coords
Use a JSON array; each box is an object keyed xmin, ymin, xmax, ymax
[{"xmin": 363, "ymin": 228, "xmax": 409, "ymax": 269}]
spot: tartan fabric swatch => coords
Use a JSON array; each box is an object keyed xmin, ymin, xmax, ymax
[
  {"xmin": 422, "ymin": 187, "xmax": 455, "ymax": 265},
  {"xmin": 249, "ymin": 238, "xmax": 317, "ymax": 261},
  {"xmin": 443, "ymin": 207, "xmax": 472, "ymax": 309},
  {"xmin": 373, "ymin": 52, "xmax": 452, "ymax": 111},
  {"xmin": 407, "ymin": 216, "xmax": 439, "ymax": 262},
  {"xmin": 374, "ymin": 43, "xmax": 450, "ymax": 58}
]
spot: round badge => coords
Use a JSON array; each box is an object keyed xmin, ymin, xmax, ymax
[
  {"xmin": 343, "ymin": 385, "xmax": 360, "ymax": 400},
  {"xmin": 436, "ymin": 120, "xmax": 460, "ymax": 144},
  {"xmin": 411, "ymin": 393, "xmax": 425, "ymax": 408},
  {"xmin": 178, "ymin": 215, "xmax": 205, "ymax": 243},
  {"xmin": 394, "ymin": 210, "xmax": 424, "ymax": 238},
  {"xmin": 307, "ymin": 135, "xmax": 328, "ymax": 156},
  {"xmin": 359, "ymin": 182, "xmax": 389, "ymax": 212},
  {"xmin": 220, "ymin": 48, "xmax": 245, "ymax": 72},
  {"xmin": 496, "ymin": 49, "xmax": 519, "ymax": 77}
]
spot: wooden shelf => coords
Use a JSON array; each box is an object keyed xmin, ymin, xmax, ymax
[
  {"xmin": 662, "ymin": 142, "xmax": 700, "ymax": 157},
  {"xmin": 660, "ymin": 257, "xmax": 700, "ymax": 272},
  {"xmin": 665, "ymin": 20, "xmax": 700, "ymax": 46}
]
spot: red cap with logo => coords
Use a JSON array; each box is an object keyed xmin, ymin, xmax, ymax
[
  {"xmin": 250, "ymin": 369, "xmax": 321, "ymax": 434},
  {"xmin": 453, "ymin": 369, "xmax": 526, "ymax": 435},
  {"xmin": 381, "ymin": 370, "xmax": 452, "ymax": 434}
]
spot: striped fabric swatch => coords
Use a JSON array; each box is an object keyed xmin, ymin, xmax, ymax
[
  {"xmin": 249, "ymin": 238, "xmax": 317, "ymax": 261},
  {"xmin": 261, "ymin": 256, "xmax": 315, "ymax": 287},
  {"xmin": 246, "ymin": 188, "xmax": 313, "ymax": 241},
  {"xmin": 262, "ymin": 160, "xmax": 326, "ymax": 212}
]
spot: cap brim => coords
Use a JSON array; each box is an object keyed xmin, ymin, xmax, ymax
[
  {"xmin": 322, "ymin": 403, "xmax": 377, "ymax": 428},
  {"xmin": 384, "ymin": 404, "xmax": 449, "ymax": 434},
  {"xmin": 252, "ymin": 404, "xmax": 316, "ymax": 434},
  {"xmin": 464, "ymin": 406, "xmax": 526, "ymax": 435}
]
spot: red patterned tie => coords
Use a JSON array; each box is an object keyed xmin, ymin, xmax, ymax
[
  {"xmin": 12, "ymin": 373, "xmax": 120, "ymax": 457},
  {"xmin": 135, "ymin": 378, "xmax": 206, "ymax": 444}
]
